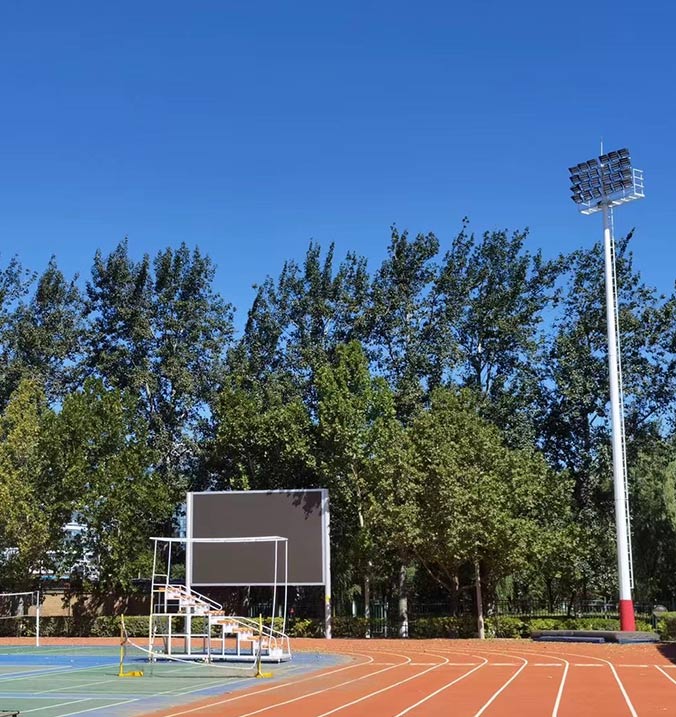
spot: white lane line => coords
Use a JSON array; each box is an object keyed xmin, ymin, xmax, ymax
[
  {"xmin": 489, "ymin": 662, "xmax": 520, "ymax": 667},
  {"xmin": 534, "ymin": 663, "xmax": 563, "ymax": 667},
  {"xmin": 474, "ymin": 654, "xmax": 528, "ymax": 717},
  {"xmin": 574, "ymin": 663, "xmax": 603, "ymax": 667},
  {"xmin": 550, "ymin": 657, "xmax": 570, "ymax": 717},
  {"xmin": 598, "ymin": 661, "xmax": 637, "ymax": 717},
  {"xmin": 656, "ymin": 665, "xmax": 676, "ymax": 686},
  {"xmin": 171, "ymin": 663, "xmax": 308, "ymax": 697},
  {"xmin": 155, "ymin": 651, "xmax": 407, "ymax": 717},
  {"xmin": 315, "ymin": 654, "xmax": 451, "ymax": 717},
  {"xmin": 236, "ymin": 654, "xmax": 415, "ymax": 717},
  {"xmin": 393, "ymin": 655, "xmax": 489, "ymax": 717},
  {"xmin": 556, "ymin": 651, "xmax": 638, "ymax": 717},
  {"xmin": 616, "ymin": 664, "xmax": 649, "ymax": 668}
]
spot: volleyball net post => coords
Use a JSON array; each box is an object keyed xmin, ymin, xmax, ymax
[{"xmin": 0, "ymin": 591, "xmax": 41, "ymax": 646}]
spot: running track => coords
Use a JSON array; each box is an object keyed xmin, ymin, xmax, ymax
[{"xmin": 138, "ymin": 638, "xmax": 676, "ymax": 717}]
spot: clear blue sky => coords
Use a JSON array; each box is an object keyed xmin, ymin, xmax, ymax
[{"xmin": 1, "ymin": 1, "xmax": 674, "ymax": 331}]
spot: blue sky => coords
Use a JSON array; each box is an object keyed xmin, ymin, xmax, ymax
[{"xmin": 1, "ymin": 1, "xmax": 674, "ymax": 331}]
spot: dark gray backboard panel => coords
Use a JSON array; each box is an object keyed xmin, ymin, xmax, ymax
[{"xmin": 188, "ymin": 490, "xmax": 328, "ymax": 586}]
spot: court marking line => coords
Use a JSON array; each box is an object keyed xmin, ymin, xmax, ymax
[
  {"xmin": 655, "ymin": 665, "xmax": 676, "ymax": 686},
  {"xmin": 474, "ymin": 653, "xmax": 528, "ymax": 717},
  {"xmin": 22, "ymin": 697, "xmax": 92, "ymax": 713},
  {"xmin": 393, "ymin": 654, "xmax": 488, "ymax": 717},
  {"xmin": 0, "ymin": 661, "xmax": 116, "ymax": 683},
  {"xmin": 22, "ymin": 658, "xmax": 294, "ymax": 717},
  {"xmin": 314, "ymin": 653, "xmax": 451, "ymax": 717},
  {"xmin": 0, "ymin": 665, "xmax": 95, "ymax": 681},
  {"xmin": 35, "ymin": 675, "xmax": 121, "ymax": 695}
]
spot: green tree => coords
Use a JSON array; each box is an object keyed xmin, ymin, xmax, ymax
[
  {"xmin": 85, "ymin": 240, "xmax": 234, "ymax": 485},
  {"xmin": 315, "ymin": 341, "xmax": 408, "ymax": 628},
  {"xmin": 410, "ymin": 388, "xmax": 566, "ymax": 635},
  {"xmin": 0, "ymin": 379, "xmax": 56, "ymax": 587},
  {"xmin": 365, "ymin": 227, "xmax": 439, "ymax": 421},
  {"xmin": 45, "ymin": 379, "xmax": 173, "ymax": 594},
  {"xmin": 0, "ymin": 257, "xmax": 36, "ymax": 407},
  {"xmin": 542, "ymin": 234, "xmax": 676, "ymax": 511},
  {"xmin": 207, "ymin": 373, "xmax": 316, "ymax": 492},
  {"xmin": 6, "ymin": 258, "xmax": 84, "ymax": 401},
  {"xmin": 238, "ymin": 243, "xmax": 370, "ymax": 405},
  {"xmin": 630, "ymin": 438, "xmax": 676, "ymax": 600}
]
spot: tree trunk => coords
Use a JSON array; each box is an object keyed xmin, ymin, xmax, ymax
[
  {"xmin": 475, "ymin": 559, "xmax": 485, "ymax": 640},
  {"xmin": 449, "ymin": 573, "xmax": 459, "ymax": 616},
  {"xmin": 398, "ymin": 563, "xmax": 408, "ymax": 638},
  {"xmin": 364, "ymin": 573, "xmax": 371, "ymax": 639}
]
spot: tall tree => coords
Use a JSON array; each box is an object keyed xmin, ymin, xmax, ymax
[
  {"xmin": 238, "ymin": 243, "xmax": 370, "ymax": 405},
  {"xmin": 365, "ymin": 227, "xmax": 439, "ymax": 421},
  {"xmin": 410, "ymin": 387, "xmax": 567, "ymax": 634},
  {"xmin": 85, "ymin": 240, "xmax": 234, "ymax": 484},
  {"xmin": 206, "ymin": 372, "xmax": 316, "ymax": 492},
  {"xmin": 315, "ymin": 341, "xmax": 406, "ymax": 625},
  {"xmin": 542, "ymin": 233, "xmax": 676, "ymax": 511},
  {"xmin": 45, "ymin": 379, "xmax": 172, "ymax": 594},
  {"xmin": 0, "ymin": 257, "xmax": 36, "ymax": 407},
  {"xmin": 0, "ymin": 379, "xmax": 56, "ymax": 588},
  {"xmin": 432, "ymin": 222, "xmax": 561, "ymax": 445},
  {"xmin": 6, "ymin": 258, "xmax": 84, "ymax": 401}
]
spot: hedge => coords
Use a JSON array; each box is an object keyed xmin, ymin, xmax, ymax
[{"xmin": 0, "ymin": 614, "xmax": 660, "ymax": 639}]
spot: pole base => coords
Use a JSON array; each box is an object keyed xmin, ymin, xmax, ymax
[{"xmin": 619, "ymin": 599, "xmax": 636, "ymax": 631}]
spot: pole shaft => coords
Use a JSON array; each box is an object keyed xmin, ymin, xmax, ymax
[{"xmin": 602, "ymin": 204, "xmax": 635, "ymax": 631}]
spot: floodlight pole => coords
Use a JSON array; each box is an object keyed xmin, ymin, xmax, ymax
[
  {"xmin": 601, "ymin": 203, "xmax": 635, "ymax": 631},
  {"xmin": 570, "ymin": 147, "xmax": 643, "ymax": 632}
]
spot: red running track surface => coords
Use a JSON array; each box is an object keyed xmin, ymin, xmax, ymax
[{"xmin": 138, "ymin": 638, "xmax": 676, "ymax": 717}]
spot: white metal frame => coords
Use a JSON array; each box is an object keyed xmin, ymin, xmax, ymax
[
  {"xmin": 186, "ymin": 488, "xmax": 332, "ymax": 638},
  {"xmin": 149, "ymin": 536, "xmax": 290, "ymax": 661}
]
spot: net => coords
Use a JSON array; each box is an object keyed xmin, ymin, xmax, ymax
[
  {"xmin": 120, "ymin": 616, "xmax": 261, "ymax": 680},
  {"xmin": 0, "ymin": 591, "xmax": 40, "ymax": 645}
]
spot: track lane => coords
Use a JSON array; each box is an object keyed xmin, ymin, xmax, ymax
[{"xmin": 145, "ymin": 650, "xmax": 413, "ymax": 717}]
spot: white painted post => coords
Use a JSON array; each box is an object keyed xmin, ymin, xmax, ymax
[{"xmin": 602, "ymin": 203, "xmax": 635, "ymax": 631}]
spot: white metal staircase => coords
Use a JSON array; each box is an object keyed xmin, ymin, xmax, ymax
[{"xmin": 150, "ymin": 582, "xmax": 290, "ymax": 662}]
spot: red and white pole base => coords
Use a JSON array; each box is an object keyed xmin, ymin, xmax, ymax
[{"xmin": 619, "ymin": 599, "xmax": 635, "ymax": 632}]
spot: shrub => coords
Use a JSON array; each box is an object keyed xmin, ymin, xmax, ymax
[
  {"xmin": 288, "ymin": 618, "xmax": 323, "ymax": 638},
  {"xmin": 408, "ymin": 616, "xmax": 476, "ymax": 639},
  {"xmin": 331, "ymin": 616, "xmax": 370, "ymax": 638},
  {"xmin": 657, "ymin": 613, "xmax": 676, "ymax": 641},
  {"xmin": 485, "ymin": 616, "xmax": 525, "ymax": 638}
]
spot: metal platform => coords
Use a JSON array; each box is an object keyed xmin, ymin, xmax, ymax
[{"xmin": 532, "ymin": 629, "xmax": 660, "ymax": 644}]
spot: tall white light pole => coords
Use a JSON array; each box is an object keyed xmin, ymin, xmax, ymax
[{"xmin": 569, "ymin": 148, "xmax": 645, "ymax": 632}]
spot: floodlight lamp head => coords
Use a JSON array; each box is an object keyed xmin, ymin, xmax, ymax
[{"xmin": 568, "ymin": 147, "xmax": 644, "ymax": 214}]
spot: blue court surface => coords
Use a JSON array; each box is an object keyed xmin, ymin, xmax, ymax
[{"xmin": 0, "ymin": 644, "xmax": 341, "ymax": 717}]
